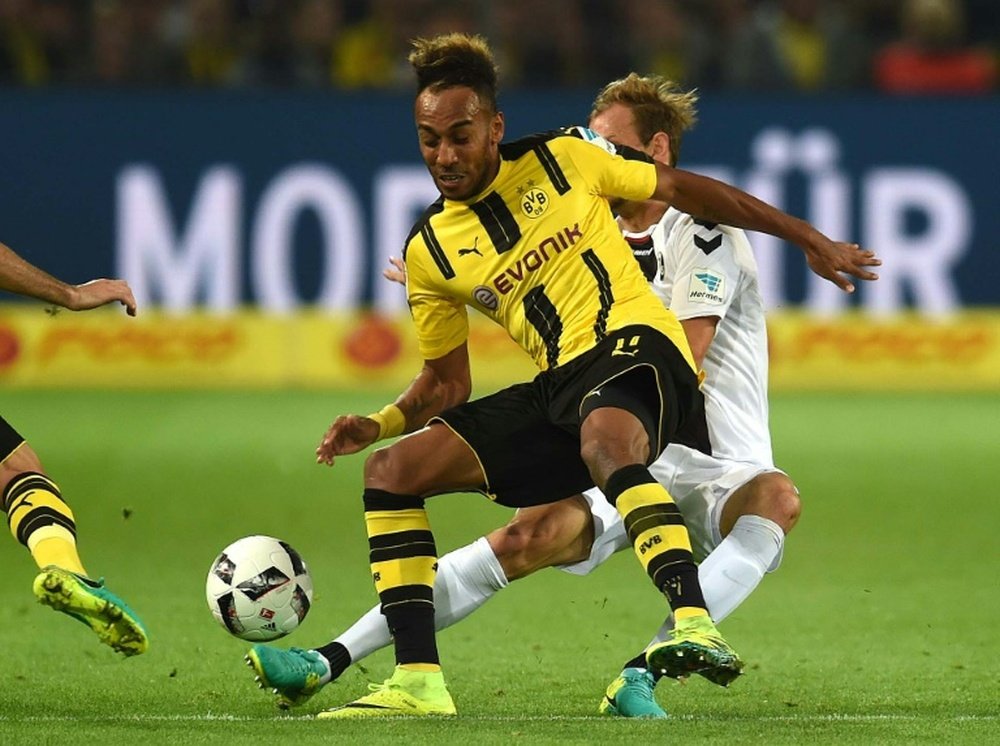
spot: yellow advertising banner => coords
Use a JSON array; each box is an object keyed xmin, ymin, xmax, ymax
[
  {"xmin": 1, "ymin": 305, "xmax": 997, "ymax": 391},
  {"xmin": 767, "ymin": 310, "xmax": 1000, "ymax": 391},
  {"xmin": 0, "ymin": 305, "xmax": 536, "ymax": 391}
]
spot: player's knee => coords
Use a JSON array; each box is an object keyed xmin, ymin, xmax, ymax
[
  {"xmin": 579, "ymin": 435, "xmax": 648, "ymax": 489},
  {"xmin": 755, "ymin": 473, "xmax": 801, "ymax": 534},
  {"xmin": 489, "ymin": 513, "xmax": 575, "ymax": 581},
  {"xmin": 488, "ymin": 524, "xmax": 534, "ymax": 580},
  {"xmin": 0, "ymin": 443, "xmax": 44, "ymax": 494},
  {"xmin": 362, "ymin": 445, "xmax": 407, "ymax": 492}
]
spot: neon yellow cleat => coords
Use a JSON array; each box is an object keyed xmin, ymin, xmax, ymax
[
  {"xmin": 317, "ymin": 666, "xmax": 456, "ymax": 719},
  {"xmin": 645, "ymin": 616, "xmax": 743, "ymax": 686},
  {"xmin": 33, "ymin": 566, "xmax": 149, "ymax": 657}
]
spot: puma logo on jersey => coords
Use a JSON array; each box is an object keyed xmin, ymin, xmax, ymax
[
  {"xmin": 611, "ymin": 335, "xmax": 641, "ymax": 357},
  {"xmin": 458, "ymin": 238, "xmax": 481, "ymax": 257},
  {"xmin": 8, "ymin": 491, "xmax": 35, "ymax": 513}
]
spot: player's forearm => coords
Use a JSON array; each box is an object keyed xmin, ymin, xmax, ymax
[
  {"xmin": 394, "ymin": 363, "xmax": 471, "ymax": 434},
  {"xmin": 0, "ymin": 242, "xmax": 74, "ymax": 307},
  {"xmin": 657, "ymin": 166, "xmax": 820, "ymax": 249}
]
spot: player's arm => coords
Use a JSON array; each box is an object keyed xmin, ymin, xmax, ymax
[
  {"xmin": 679, "ymin": 317, "xmax": 719, "ymax": 369},
  {"xmin": 315, "ymin": 344, "xmax": 471, "ymax": 466},
  {"xmin": 651, "ymin": 163, "xmax": 879, "ymax": 293},
  {"xmin": 0, "ymin": 240, "xmax": 137, "ymax": 315}
]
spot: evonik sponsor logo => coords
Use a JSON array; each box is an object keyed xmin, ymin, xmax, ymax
[{"xmin": 492, "ymin": 224, "xmax": 582, "ymax": 295}]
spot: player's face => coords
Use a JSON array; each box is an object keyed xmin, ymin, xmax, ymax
[
  {"xmin": 588, "ymin": 103, "xmax": 648, "ymax": 155},
  {"xmin": 415, "ymin": 86, "xmax": 504, "ymax": 201}
]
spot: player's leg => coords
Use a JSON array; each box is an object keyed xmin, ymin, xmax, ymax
[
  {"xmin": 700, "ymin": 470, "xmax": 800, "ymax": 622},
  {"xmin": 0, "ymin": 417, "xmax": 148, "ymax": 656},
  {"xmin": 252, "ymin": 382, "xmax": 598, "ymax": 714},
  {"xmin": 312, "ymin": 421, "xmax": 488, "ymax": 719},
  {"xmin": 250, "ymin": 497, "xmax": 593, "ymax": 709},
  {"xmin": 607, "ymin": 467, "xmax": 799, "ymax": 713},
  {"xmin": 574, "ymin": 346, "xmax": 742, "ymax": 684}
]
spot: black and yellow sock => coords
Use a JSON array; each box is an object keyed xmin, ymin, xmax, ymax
[
  {"xmin": 605, "ymin": 464, "xmax": 707, "ymax": 621},
  {"xmin": 2, "ymin": 472, "xmax": 86, "ymax": 575},
  {"xmin": 363, "ymin": 488, "xmax": 439, "ymax": 669}
]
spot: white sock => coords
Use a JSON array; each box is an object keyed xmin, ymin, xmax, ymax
[
  {"xmin": 334, "ymin": 536, "xmax": 509, "ymax": 662},
  {"xmin": 651, "ymin": 514, "xmax": 784, "ymax": 644}
]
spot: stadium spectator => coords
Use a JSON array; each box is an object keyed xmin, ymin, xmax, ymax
[
  {"xmin": 0, "ymin": 239, "xmax": 148, "ymax": 657},
  {"xmin": 0, "ymin": 0, "xmax": 53, "ymax": 85},
  {"xmin": 873, "ymin": 0, "xmax": 997, "ymax": 93},
  {"xmin": 178, "ymin": 0, "xmax": 241, "ymax": 86},
  {"xmin": 489, "ymin": 0, "xmax": 589, "ymax": 87},
  {"xmin": 616, "ymin": 0, "xmax": 715, "ymax": 89},
  {"xmin": 331, "ymin": 0, "xmax": 418, "ymax": 88},
  {"xmin": 288, "ymin": 0, "xmax": 343, "ymax": 88},
  {"xmin": 723, "ymin": 0, "xmax": 870, "ymax": 91}
]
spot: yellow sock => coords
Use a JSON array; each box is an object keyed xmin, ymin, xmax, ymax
[
  {"xmin": 400, "ymin": 663, "xmax": 442, "ymax": 673},
  {"xmin": 29, "ymin": 527, "xmax": 87, "ymax": 576},
  {"xmin": 3, "ymin": 473, "xmax": 87, "ymax": 575}
]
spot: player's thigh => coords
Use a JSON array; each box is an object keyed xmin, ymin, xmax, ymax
[
  {"xmin": 435, "ymin": 383, "xmax": 594, "ymax": 507},
  {"xmin": 487, "ymin": 496, "xmax": 595, "ymax": 580},
  {"xmin": 364, "ymin": 422, "xmax": 486, "ymax": 496},
  {"xmin": 719, "ymin": 470, "xmax": 800, "ymax": 536},
  {"xmin": 0, "ymin": 417, "xmax": 41, "ymax": 492},
  {"xmin": 569, "ymin": 325, "xmax": 704, "ymax": 463},
  {"xmin": 557, "ymin": 486, "xmax": 631, "ymax": 577}
]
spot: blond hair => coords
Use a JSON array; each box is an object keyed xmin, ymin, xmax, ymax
[
  {"xmin": 408, "ymin": 33, "xmax": 499, "ymax": 112},
  {"xmin": 590, "ymin": 73, "xmax": 698, "ymax": 166}
]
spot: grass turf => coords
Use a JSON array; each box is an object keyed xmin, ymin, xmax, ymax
[{"xmin": 0, "ymin": 390, "xmax": 997, "ymax": 744}]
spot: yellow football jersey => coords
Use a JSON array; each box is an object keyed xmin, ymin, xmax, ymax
[{"xmin": 404, "ymin": 129, "xmax": 695, "ymax": 373}]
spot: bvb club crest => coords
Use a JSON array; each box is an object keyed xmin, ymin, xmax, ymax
[{"xmin": 519, "ymin": 184, "xmax": 549, "ymax": 219}]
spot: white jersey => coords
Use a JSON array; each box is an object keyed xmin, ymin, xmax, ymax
[
  {"xmin": 562, "ymin": 209, "xmax": 781, "ymax": 574},
  {"xmin": 623, "ymin": 207, "xmax": 773, "ymax": 468}
]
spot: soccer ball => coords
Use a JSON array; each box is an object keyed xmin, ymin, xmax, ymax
[{"xmin": 206, "ymin": 535, "xmax": 314, "ymax": 641}]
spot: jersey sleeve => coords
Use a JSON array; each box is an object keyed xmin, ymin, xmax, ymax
[
  {"xmin": 667, "ymin": 218, "xmax": 745, "ymax": 322},
  {"xmin": 557, "ymin": 131, "xmax": 658, "ymax": 202},
  {"xmin": 404, "ymin": 236, "xmax": 469, "ymax": 361}
]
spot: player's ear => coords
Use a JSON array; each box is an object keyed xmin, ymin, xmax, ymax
[
  {"xmin": 491, "ymin": 111, "xmax": 505, "ymax": 145},
  {"xmin": 650, "ymin": 131, "xmax": 672, "ymax": 165}
]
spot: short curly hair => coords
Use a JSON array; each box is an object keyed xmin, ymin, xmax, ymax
[{"xmin": 409, "ymin": 33, "xmax": 499, "ymax": 112}]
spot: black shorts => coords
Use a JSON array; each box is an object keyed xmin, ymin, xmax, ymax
[
  {"xmin": 0, "ymin": 415, "xmax": 25, "ymax": 462},
  {"xmin": 434, "ymin": 325, "xmax": 707, "ymax": 508}
]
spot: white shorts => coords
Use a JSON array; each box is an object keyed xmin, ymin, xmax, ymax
[{"xmin": 559, "ymin": 445, "xmax": 784, "ymax": 576}]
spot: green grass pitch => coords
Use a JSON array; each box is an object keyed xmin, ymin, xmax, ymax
[{"xmin": 0, "ymin": 389, "xmax": 996, "ymax": 744}]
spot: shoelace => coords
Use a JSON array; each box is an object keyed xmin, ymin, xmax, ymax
[
  {"xmin": 622, "ymin": 673, "xmax": 657, "ymax": 701},
  {"xmin": 284, "ymin": 648, "xmax": 321, "ymax": 675}
]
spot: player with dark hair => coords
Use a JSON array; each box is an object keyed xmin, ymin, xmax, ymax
[
  {"xmin": 249, "ymin": 34, "xmax": 877, "ymax": 718},
  {"xmin": 0, "ymin": 239, "xmax": 148, "ymax": 656}
]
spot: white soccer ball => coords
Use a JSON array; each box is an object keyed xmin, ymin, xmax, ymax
[{"xmin": 206, "ymin": 535, "xmax": 314, "ymax": 641}]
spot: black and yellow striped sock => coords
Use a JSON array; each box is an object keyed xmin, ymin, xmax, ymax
[
  {"xmin": 363, "ymin": 488, "xmax": 439, "ymax": 669},
  {"xmin": 605, "ymin": 464, "xmax": 708, "ymax": 622},
  {"xmin": 2, "ymin": 472, "xmax": 86, "ymax": 575}
]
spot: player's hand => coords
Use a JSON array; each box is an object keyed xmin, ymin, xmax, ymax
[
  {"xmin": 803, "ymin": 240, "xmax": 880, "ymax": 293},
  {"xmin": 67, "ymin": 279, "xmax": 138, "ymax": 316},
  {"xmin": 382, "ymin": 256, "xmax": 407, "ymax": 286},
  {"xmin": 316, "ymin": 414, "xmax": 380, "ymax": 466}
]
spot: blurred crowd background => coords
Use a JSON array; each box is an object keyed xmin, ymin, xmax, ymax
[{"xmin": 0, "ymin": 0, "xmax": 996, "ymax": 93}]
